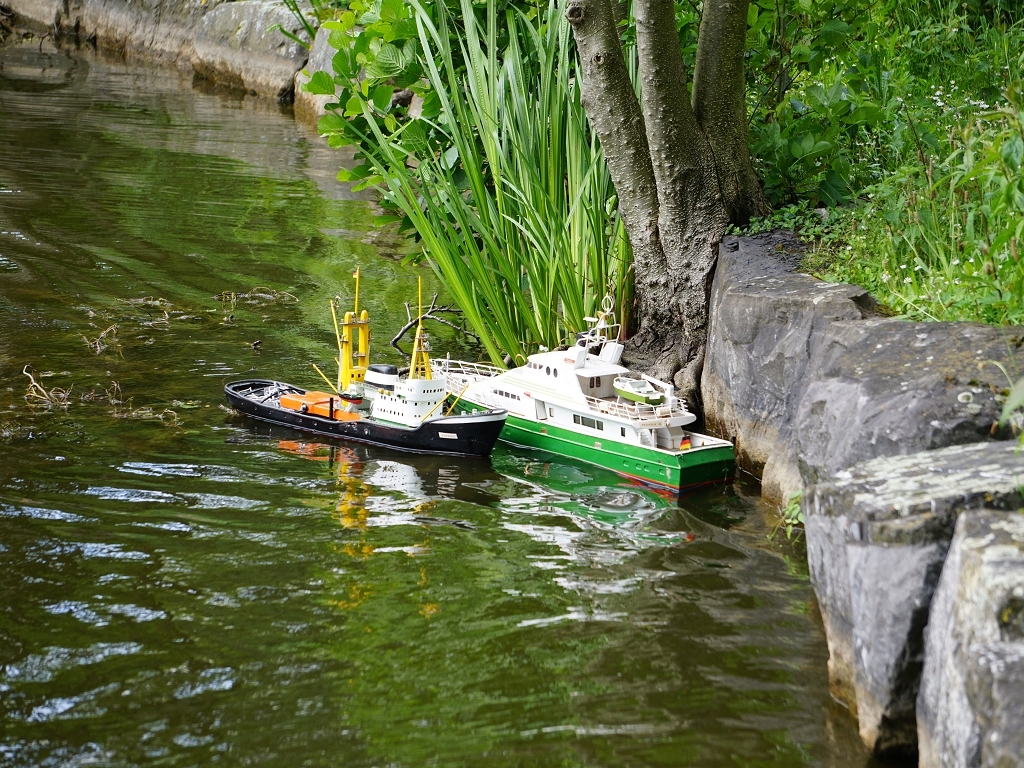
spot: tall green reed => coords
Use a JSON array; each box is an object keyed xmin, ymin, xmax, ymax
[{"xmin": 311, "ymin": 0, "xmax": 631, "ymax": 367}]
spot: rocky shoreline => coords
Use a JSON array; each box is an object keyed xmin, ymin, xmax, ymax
[
  {"xmin": 2, "ymin": 4, "xmax": 1023, "ymax": 762},
  {"xmin": 3, "ymin": 0, "xmax": 308, "ymax": 100},
  {"xmin": 704, "ymin": 234, "xmax": 1024, "ymax": 764}
]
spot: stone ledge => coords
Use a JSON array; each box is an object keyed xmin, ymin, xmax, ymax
[
  {"xmin": 805, "ymin": 442, "xmax": 1024, "ymax": 758},
  {"xmin": 918, "ymin": 508, "xmax": 1024, "ymax": 768},
  {"xmin": 702, "ymin": 234, "xmax": 1022, "ymax": 505}
]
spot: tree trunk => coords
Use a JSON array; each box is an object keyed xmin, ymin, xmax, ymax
[
  {"xmin": 692, "ymin": 0, "xmax": 771, "ymax": 224},
  {"xmin": 566, "ymin": 0, "xmax": 765, "ymax": 407}
]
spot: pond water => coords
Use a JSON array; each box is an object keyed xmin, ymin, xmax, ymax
[{"xmin": 0, "ymin": 39, "xmax": 874, "ymax": 767}]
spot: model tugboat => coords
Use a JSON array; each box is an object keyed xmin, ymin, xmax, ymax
[
  {"xmin": 225, "ymin": 273, "xmax": 507, "ymax": 458},
  {"xmin": 440, "ymin": 299, "xmax": 735, "ymax": 493}
]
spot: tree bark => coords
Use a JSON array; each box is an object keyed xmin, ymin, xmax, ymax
[
  {"xmin": 566, "ymin": 0, "xmax": 766, "ymax": 407},
  {"xmin": 633, "ymin": 0, "xmax": 728, "ymax": 395},
  {"xmin": 693, "ymin": 0, "xmax": 771, "ymax": 224},
  {"xmin": 565, "ymin": 0, "xmax": 667, "ymax": 353}
]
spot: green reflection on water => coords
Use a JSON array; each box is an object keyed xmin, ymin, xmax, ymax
[{"xmin": 0, "ymin": 39, "xmax": 874, "ymax": 768}]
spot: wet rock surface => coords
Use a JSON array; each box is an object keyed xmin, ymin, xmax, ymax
[
  {"xmin": 805, "ymin": 442, "xmax": 1024, "ymax": 758},
  {"xmin": 193, "ymin": 0, "xmax": 307, "ymax": 100},
  {"xmin": 703, "ymin": 234, "xmax": 1021, "ymax": 505},
  {"xmin": 918, "ymin": 509, "xmax": 1024, "ymax": 768},
  {"xmin": 6, "ymin": 0, "xmax": 307, "ymax": 98}
]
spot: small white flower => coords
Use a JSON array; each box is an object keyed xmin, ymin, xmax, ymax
[
  {"xmin": 881, "ymin": 273, "xmax": 891, "ymax": 282},
  {"xmin": 900, "ymin": 264, "xmax": 907, "ymax": 269},
  {"xmin": 951, "ymin": 259, "xmax": 960, "ymax": 265},
  {"xmin": 904, "ymin": 277, "xmax": 913, "ymax": 283}
]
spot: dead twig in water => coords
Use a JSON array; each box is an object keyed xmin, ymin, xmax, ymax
[
  {"xmin": 23, "ymin": 365, "xmax": 73, "ymax": 410},
  {"xmin": 81, "ymin": 324, "xmax": 119, "ymax": 354},
  {"xmin": 390, "ymin": 292, "xmax": 480, "ymax": 355}
]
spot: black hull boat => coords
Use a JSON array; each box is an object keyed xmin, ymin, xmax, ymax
[{"xmin": 225, "ymin": 380, "xmax": 507, "ymax": 458}]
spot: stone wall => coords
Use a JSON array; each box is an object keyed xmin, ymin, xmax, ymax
[
  {"xmin": 4, "ymin": 0, "xmax": 307, "ymax": 99},
  {"xmin": 703, "ymin": 233, "xmax": 1024, "ymax": 764},
  {"xmin": 703, "ymin": 234, "xmax": 1020, "ymax": 505}
]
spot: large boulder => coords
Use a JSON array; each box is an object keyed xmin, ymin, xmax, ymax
[
  {"xmin": 5, "ymin": 0, "xmax": 64, "ymax": 28},
  {"xmin": 702, "ymin": 235, "xmax": 1022, "ymax": 506},
  {"xmin": 192, "ymin": 0, "xmax": 308, "ymax": 100},
  {"xmin": 804, "ymin": 441, "xmax": 1024, "ymax": 758},
  {"xmin": 702, "ymin": 234, "xmax": 870, "ymax": 489},
  {"xmin": 788, "ymin": 318, "xmax": 1018, "ymax": 491},
  {"xmin": 5, "ymin": 0, "xmax": 307, "ymax": 98},
  {"xmin": 294, "ymin": 25, "xmax": 338, "ymax": 123},
  {"xmin": 918, "ymin": 508, "xmax": 1024, "ymax": 768}
]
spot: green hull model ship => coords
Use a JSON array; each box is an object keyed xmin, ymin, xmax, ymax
[{"xmin": 441, "ymin": 304, "xmax": 735, "ymax": 495}]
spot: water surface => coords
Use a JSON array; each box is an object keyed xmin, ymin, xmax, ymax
[{"xmin": 0, "ymin": 38, "xmax": 873, "ymax": 766}]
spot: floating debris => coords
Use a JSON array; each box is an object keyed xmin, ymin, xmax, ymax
[
  {"xmin": 23, "ymin": 366, "xmax": 72, "ymax": 410},
  {"xmin": 81, "ymin": 324, "xmax": 119, "ymax": 355},
  {"xmin": 215, "ymin": 287, "xmax": 298, "ymax": 308}
]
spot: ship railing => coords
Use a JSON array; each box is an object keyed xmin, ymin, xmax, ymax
[
  {"xmin": 584, "ymin": 395, "xmax": 690, "ymax": 422},
  {"xmin": 438, "ymin": 359, "xmax": 504, "ymax": 379}
]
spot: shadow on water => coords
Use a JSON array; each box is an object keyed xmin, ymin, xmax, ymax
[{"xmin": 0, "ymin": 36, "xmax": 883, "ymax": 767}]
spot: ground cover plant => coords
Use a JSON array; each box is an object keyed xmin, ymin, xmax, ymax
[{"xmin": 738, "ymin": 0, "xmax": 1024, "ymax": 324}]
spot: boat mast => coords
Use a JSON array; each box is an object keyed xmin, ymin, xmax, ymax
[
  {"xmin": 409, "ymin": 277, "xmax": 432, "ymax": 380},
  {"xmin": 336, "ymin": 268, "xmax": 370, "ymax": 392}
]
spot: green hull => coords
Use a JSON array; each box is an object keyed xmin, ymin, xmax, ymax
[{"xmin": 451, "ymin": 399, "xmax": 735, "ymax": 493}]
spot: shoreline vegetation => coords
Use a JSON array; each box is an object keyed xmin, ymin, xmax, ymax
[{"xmin": 290, "ymin": 0, "xmax": 1021, "ymax": 337}]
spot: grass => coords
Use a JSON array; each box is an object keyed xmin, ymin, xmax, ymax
[
  {"xmin": 736, "ymin": 1, "xmax": 1024, "ymax": 326},
  {"xmin": 311, "ymin": 0, "xmax": 631, "ymax": 368}
]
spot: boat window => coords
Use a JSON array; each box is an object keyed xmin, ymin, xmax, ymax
[
  {"xmin": 553, "ymin": 369, "xmax": 558, "ymax": 378},
  {"xmin": 545, "ymin": 366, "xmax": 550, "ymax": 376},
  {"xmin": 595, "ymin": 377, "xmax": 601, "ymax": 387},
  {"xmin": 621, "ymin": 426, "xmax": 626, "ymax": 437},
  {"xmin": 548, "ymin": 408, "xmax": 553, "ymax": 417},
  {"xmin": 588, "ymin": 377, "xmax": 594, "ymax": 388}
]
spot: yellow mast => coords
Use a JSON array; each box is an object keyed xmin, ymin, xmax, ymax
[
  {"xmin": 408, "ymin": 277, "xmax": 432, "ymax": 380},
  {"xmin": 336, "ymin": 268, "xmax": 370, "ymax": 392}
]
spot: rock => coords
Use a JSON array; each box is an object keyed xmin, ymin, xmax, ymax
[
  {"xmin": 789, "ymin": 318, "xmax": 1018, "ymax": 492},
  {"xmin": 6, "ymin": 0, "xmax": 308, "ymax": 98},
  {"xmin": 193, "ymin": 0, "xmax": 308, "ymax": 100},
  {"xmin": 294, "ymin": 25, "xmax": 338, "ymax": 124},
  {"xmin": 805, "ymin": 441, "xmax": 1024, "ymax": 758},
  {"xmin": 5, "ymin": 0, "xmax": 63, "ymax": 28},
  {"xmin": 702, "ymin": 235, "xmax": 1022, "ymax": 506},
  {"xmin": 702, "ymin": 233, "xmax": 870, "ymax": 489},
  {"xmin": 53, "ymin": 0, "xmax": 226, "ymax": 63},
  {"xmin": 918, "ymin": 508, "xmax": 1024, "ymax": 768}
]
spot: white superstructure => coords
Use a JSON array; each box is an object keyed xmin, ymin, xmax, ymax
[{"xmin": 442, "ymin": 313, "xmax": 702, "ymax": 453}]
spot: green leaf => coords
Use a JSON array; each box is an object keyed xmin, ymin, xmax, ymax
[
  {"xmin": 372, "ymin": 84, "xmax": 395, "ymax": 112},
  {"xmin": 317, "ymin": 112, "xmax": 347, "ymax": 134},
  {"xmin": 1001, "ymin": 136, "xmax": 1024, "ymax": 170},
  {"xmin": 344, "ymin": 94, "xmax": 363, "ymax": 116},
  {"xmin": 420, "ymin": 90, "xmax": 440, "ymax": 119},
  {"xmin": 365, "ymin": 42, "xmax": 408, "ymax": 78},
  {"xmin": 328, "ymin": 29, "xmax": 349, "ymax": 52},
  {"xmin": 847, "ymin": 104, "xmax": 882, "ymax": 127},
  {"xmin": 304, "ymin": 71, "xmax": 336, "ymax": 95},
  {"xmin": 380, "ymin": 0, "xmax": 404, "ymax": 22},
  {"xmin": 332, "ymin": 49, "xmax": 353, "ymax": 78}
]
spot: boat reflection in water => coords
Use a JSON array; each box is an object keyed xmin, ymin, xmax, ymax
[{"xmin": 265, "ymin": 422, "xmax": 697, "ymax": 556}]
